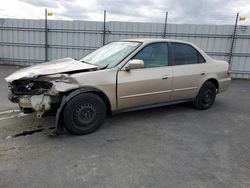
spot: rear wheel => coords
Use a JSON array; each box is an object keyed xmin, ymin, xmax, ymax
[
  {"xmin": 193, "ymin": 81, "xmax": 217, "ymax": 110},
  {"xmin": 63, "ymin": 93, "xmax": 107, "ymax": 135}
]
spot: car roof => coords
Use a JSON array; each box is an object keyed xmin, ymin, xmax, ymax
[{"xmin": 120, "ymin": 38, "xmax": 189, "ymax": 44}]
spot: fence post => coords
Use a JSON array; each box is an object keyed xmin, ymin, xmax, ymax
[
  {"xmin": 228, "ymin": 12, "xmax": 239, "ymax": 64},
  {"xmin": 163, "ymin": 11, "xmax": 168, "ymax": 38},
  {"xmin": 45, "ymin": 8, "xmax": 48, "ymax": 62},
  {"xmin": 102, "ymin": 10, "xmax": 106, "ymax": 46}
]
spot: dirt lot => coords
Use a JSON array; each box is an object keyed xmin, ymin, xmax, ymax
[{"xmin": 0, "ymin": 65, "xmax": 250, "ymax": 188}]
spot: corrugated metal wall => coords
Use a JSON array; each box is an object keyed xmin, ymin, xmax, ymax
[{"xmin": 0, "ymin": 18, "xmax": 250, "ymax": 78}]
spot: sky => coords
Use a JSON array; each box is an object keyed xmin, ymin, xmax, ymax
[{"xmin": 0, "ymin": 0, "xmax": 249, "ymax": 25}]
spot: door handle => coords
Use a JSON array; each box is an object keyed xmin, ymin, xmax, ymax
[
  {"xmin": 200, "ymin": 72, "xmax": 206, "ymax": 75},
  {"xmin": 162, "ymin": 75, "xmax": 169, "ymax": 79}
]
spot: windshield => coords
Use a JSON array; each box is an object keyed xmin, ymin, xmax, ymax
[{"xmin": 79, "ymin": 41, "xmax": 140, "ymax": 68}]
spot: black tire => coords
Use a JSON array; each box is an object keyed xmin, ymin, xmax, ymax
[
  {"xmin": 193, "ymin": 81, "xmax": 217, "ymax": 110},
  {"xmin": 63, "ymin": 93, "xmax": 107, "ymax": 135}
]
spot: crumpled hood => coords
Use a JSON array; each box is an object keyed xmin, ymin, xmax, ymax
[{"xmin": 5, "ymin": 57, "xmax": 98, "ymax": 82}]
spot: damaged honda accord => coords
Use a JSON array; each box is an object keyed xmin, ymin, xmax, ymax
[{"xmin": 5, "ymin": 38, "xmax": 231, "ymax": 135}]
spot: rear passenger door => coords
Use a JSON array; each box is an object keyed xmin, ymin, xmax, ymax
[{"xmin": 170, "ymin": 42, "xmax": 207, "ymax": 100}]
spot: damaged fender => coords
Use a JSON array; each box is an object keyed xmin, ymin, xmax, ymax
[{"xmin": 55, "ymin": 87, "xmax": 109, "ymax": 134}]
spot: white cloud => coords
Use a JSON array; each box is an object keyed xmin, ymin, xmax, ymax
[{"xmin": 0, "ymin": 0, "xmax": 249, "ymax": 25}]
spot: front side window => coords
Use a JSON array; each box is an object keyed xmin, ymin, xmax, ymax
[
  {"xmin": 171, "ymin": 43, "xmax": 205, "ymax": 65},
  {"xmin": 80, "ymin": 41, "xmax": 140, "ymax": 69},
  {"xmin": 133, "ymin": 42, "xmax": 168, "ymax": 68}
]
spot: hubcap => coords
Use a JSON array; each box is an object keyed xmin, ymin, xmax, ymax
[
  {"xmin": 201, "ymin": 89, "xmax": 213, "ymax": 105},
  {"xmin": 73, "ymin": 103, "xmax": 97, "ymax": 127}
]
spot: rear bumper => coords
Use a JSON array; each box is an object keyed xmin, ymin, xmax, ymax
[{"xmin": 218, "ymin": 77, "xmax": 231, "ymax": 93}]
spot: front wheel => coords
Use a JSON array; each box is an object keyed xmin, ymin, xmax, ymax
[
  {"xmin": 63, "ymin": 93, "xmax": 107, "ymax": 135},
  {"xmin": 193, "ymin": 81, "xmax": 217, "ymax": 110}
]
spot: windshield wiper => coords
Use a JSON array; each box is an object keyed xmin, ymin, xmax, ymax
[
  {"xmin": 82, "ymin": 60, "xmax": 109, "ymax": 70},
  {"xmin": 81, "ymin": 60, "xmax": 92, "ymax": 65},
  {"xmin": 98, "ymin": 64, "xmax": 109, "ymax": 70}
]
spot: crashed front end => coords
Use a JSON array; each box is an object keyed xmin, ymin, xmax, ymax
[
  {"xmin": 5, "ymin": 57, "xmax": 98, "ymax": 119},
  {"xmin": 8, "ymin": 77, "xmax": 68, "ymax": 118}
]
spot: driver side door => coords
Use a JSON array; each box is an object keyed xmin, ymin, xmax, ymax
[{"xmin": 117, "ymin": 42, "xmax": 173, "ymax": 110}]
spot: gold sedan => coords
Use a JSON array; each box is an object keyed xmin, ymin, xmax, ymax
[{"xmin": 6, "ymin": 38, "xmax": 231, "ymax": 135}]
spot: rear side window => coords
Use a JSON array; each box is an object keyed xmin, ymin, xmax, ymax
[
  {"xmin": 171, "ymin": 43, "xmax": 205, "ymax": 65},
  {"xmin": 198, "ymin": 52, "xmax": 205, "ymax": 63},
  {"xmin": 133, "ymin": 42, "xmax": 168, "ymax": 68}
]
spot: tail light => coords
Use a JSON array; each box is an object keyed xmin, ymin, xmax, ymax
[{"xmin": 227, "ymin": 64, "xmax": 232, "ymax": 75}]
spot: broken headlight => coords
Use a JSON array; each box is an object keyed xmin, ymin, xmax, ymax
[{"xmin": 9, "ymin": 80, "xmax": 53, "ymax": 95}]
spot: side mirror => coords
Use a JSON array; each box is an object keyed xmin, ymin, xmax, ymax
[{"xmin": 124, "ymin": 59, "xmax": 144, "ymax": 70}]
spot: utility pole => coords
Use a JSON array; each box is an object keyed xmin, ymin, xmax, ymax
[
  {"xmin": 163, "ymin": 11, "xmax": 168, "ymax": 38},
  {"xmin": 228, "ymin": 12, "xmax": 239, "ymax": 64},
  {"xmin": 102, "ymin": 10, "xmax": 106, "ymax": 46},
  {"xmin": 45, "ymin": 8, "xmax": 48, "ymax": 61}
]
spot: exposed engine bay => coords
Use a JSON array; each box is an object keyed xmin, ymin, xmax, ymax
[
  {"xmin": 8, "ymin": 79, "xmax": 61, "ymax": 118},
  {"xmin": 9, "ymin": 80, "xmax": 53, "ymax": 96},
  {"xmin": 8, "ymin": 80, "xmax": 55, "ymax": 118}
]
